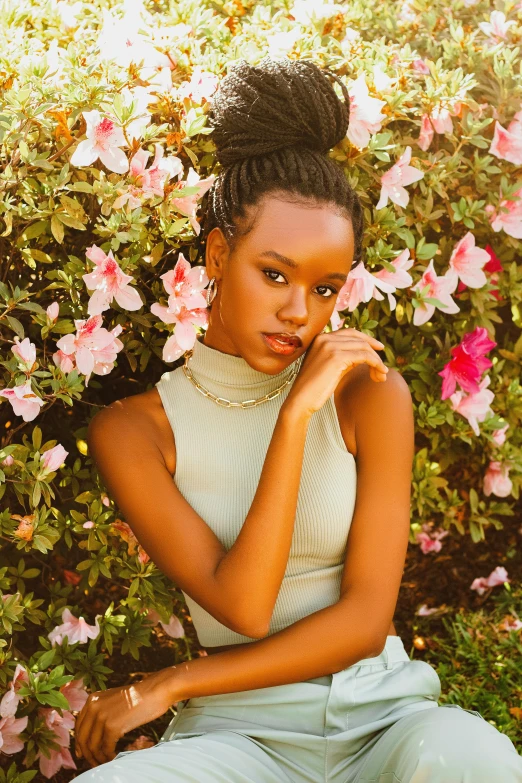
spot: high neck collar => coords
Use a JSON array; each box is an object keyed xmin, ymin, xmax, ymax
[{"xmin": 185, "ymin": 335, "xmax": 302, "ymax": 400}]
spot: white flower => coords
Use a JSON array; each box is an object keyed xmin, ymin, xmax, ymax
[{"xmin": 70, "ymin": 110, "xmax": 129, "ymax": 174}]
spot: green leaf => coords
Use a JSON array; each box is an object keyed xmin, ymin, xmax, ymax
[
  {"xmin": 68, "ymin": 181, "xmax": 94, "ymax": 193},
  {"xmin": 51, "ymin": 214, "xmax": 64, "ymax": 244},
  {"xmin": 38, "ymin": 648, "xmax": 56, "ymax": 669},
  {"xmin": 36, "ymin": 689, "xmax": 71, "ymax": 710},
  {"xmin": 56, "ymin": 213, "xmax": 87, "ymax": 230}
]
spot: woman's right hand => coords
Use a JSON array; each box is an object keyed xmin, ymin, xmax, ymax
[{"xmin": 283, "ymin": 328, "xmax": 389, "ymax": 419}]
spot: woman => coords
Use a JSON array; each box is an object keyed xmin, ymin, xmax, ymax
[{"xmin": 74, "ymin": 58, "xmax": 522, "ymax": 781}]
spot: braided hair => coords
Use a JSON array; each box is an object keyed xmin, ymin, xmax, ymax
[{"xmin": 199, "ymin": 56, "xmax": 364, "ymax": 270}]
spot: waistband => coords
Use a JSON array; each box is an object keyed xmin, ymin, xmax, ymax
[{"xmin": 306, "ymin": 635, "xmax": 409, "ymax": 685}]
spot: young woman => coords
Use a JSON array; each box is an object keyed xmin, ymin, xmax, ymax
[{"xmin": 74, "ymin": 58, "xmax": 522, "ymax": 782}]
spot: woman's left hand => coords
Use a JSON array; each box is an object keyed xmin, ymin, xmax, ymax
[{"xmin": 74, "ymin": 667, "xmax": 179, "ymax": 768}]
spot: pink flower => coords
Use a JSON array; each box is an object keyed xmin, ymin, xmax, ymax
[
  {"xmin": 416, "ymin": 604, "xmax": 440, "ymax": 616},
  {"xmin": 151, "ymin": 253, "xmax": 209, "ymax": 362},
  {"xmin": 471, "ymin": 566, "xmax": 510, "ymax": 596},
  {"xmin": 37, "ymin": 708, "xmax": 77, "ymax": 778},
  {"xmin": 170, "ymin": 167, "xmax": 215, "ymax": 234},
  {"xmin": 416, "ymin": 532, "xmax": 443, "ymax": 554},
  {"xmin": 41, "ymin": 707, "xmax": 75, "ymax": 747},
  {"xmin": 1, "ymin": 455, "xmax": 14, "ymax": 467},
  {"xmin": 82, "ymin": 520, "xmax": 95, "ymax": 529},
  {"xmin": 461, "ymin": 243, "xmax": 504, "ymax": 301},
  {"xmin": 177, "ymin": 67, "xmax": 219, "ymax": 104},
  {"xmin": 0, "ymin": 380, "xmax": 45, "ymax": 422},
  {"xmin": 111, "ymin": 519, "xmax": 149, "ymax": 563},
  {"xmin": 412, "ymin": 59, "xmax": 430, "ymax": 74},
  {"xmin": 430, "ymin": 105, "xmax": 453, "ymax": 135},
  {"xmin": 487, "ymin": 187, "xmax": 522, "ymax": 239},
  {"xmin": 54, "ymin": 315, "xmax": 124, "ymax": 386},
  {"xmin": 448, "ymin": 232, "xmax": 489, "ymax": 288},
  {"xmin": 38, "ymin": 744, "xmax": 77, "ymax": 779},
  {"xmin": 120, "ymin": 86, "xmax": 154, "ymax": 142},
  {"xmin": 83, "ymin": 245, "xmax": 143, "ymax": 316},
  {"xmin": 146, "ymin": 609, "xmax": 185, "ymax": 638},
  {"xmin": 60, "ymin": 679, "xmax": 89, "ymax": 712},
  {"xmin": 53, "ymin": 349, "xmax": 75, "ymax": 374},
  {"xmin": 489, "ymin": 110, "xmax": 522, "ymax": 165},
  {"xmin": 335, "ymin": 249, "xmax": 413, "ymax": 312},
  {"xmin": 376, "ymin": 146, "xmax": 424, "ymax": 209},
  {"xmin": 46, "ymin": 302, "xmax": 59, "ymax": 322},
  {"xmin": 11, "ymin": 337, "xmax": 36, "ymax": 371},
  {"xmin": 492, "ymin": 424, "xmax": 509, "ymax": 446},
  {"xmin": 70, "ymin": 110, "xmax": 129, "ymax": 174},
  {"xmin": 48, "ymin": 608, "xmax": 101, "ymax": 646},
  {"xmin": 40, "ymin": 444, "xmax": 69, "ymax": 475},
  {"xmin": 0, "ymin": 714, "xmax": 28, "ymax": 755},
  {"xmin": 499, "ymin": 616, "xmax": 522, "ymax": 632},
  {"xmin": 483, "ymin": 461, "xmax": 513, "ymax": 498},
  {"xmin": 418, "ymin": 113, "xmax": 434, "ymax": 151},
  {"xmin": 123, "ymin": 735, "xmax": 156, "ymax": 751},
  {"xmin": 415, "ymin": 526, "xmax": 449, "ymax": 554},
  {"xmin": 410, "ymin": 260, "xmax": 460, "ymax": 326},
  {"xmin": 0, "ymin": 664, "xmax": 30, "ymax": 719},
  {"xmin": 372, "ymin": 64, "xmax": 394, "ymax": 93},
  {"xmin": 438, "ymin": 327, "xmax": 496, "ymax": 399},
  {"xmin": 157, "ymin": 253, "xmax": 209, "ymax": 310},
  {"xmin": 478, "ymin": 10, "xmax": 516, "ymax": 41},
  {"xmin": 450, "ymin": 375, "xmax": 495, "ymax": 436},
  {"xmin": 346, "ymin": 73, "xmax": 387, "ymax": 149},
  {"xmin": 114, "ymin": 144, "xmax": 184, "ymax": 210}
]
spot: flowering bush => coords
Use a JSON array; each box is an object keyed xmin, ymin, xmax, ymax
[{"xmin": 0, "ymin": 0, "xmax": 521, "ymax": 777}]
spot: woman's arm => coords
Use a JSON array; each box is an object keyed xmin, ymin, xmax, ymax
[
  {"xmin": 163, "ymin": 367, "xmax": 414, "ymax": 701},
  {"xmin": 87, "ymin": 396, "xmax": 312, "ymax": 639}
]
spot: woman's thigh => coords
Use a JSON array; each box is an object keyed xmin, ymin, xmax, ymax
[
  {"xmin": 353, "ymin": 704, "xmax": 522, "ymax": 783},
  {"xmin": 73, "ymin": 730, "xmax": 291, "ymax": 782}
]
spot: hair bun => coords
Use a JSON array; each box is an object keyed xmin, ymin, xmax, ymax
[{"xmin": 209, "ymin": 56, "xmax": 350, "ymax": 167}]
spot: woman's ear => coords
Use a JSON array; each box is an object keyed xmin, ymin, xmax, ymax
[{"xmin": 205, "ymin": 227, "xmax": 230, "ymax": 281}]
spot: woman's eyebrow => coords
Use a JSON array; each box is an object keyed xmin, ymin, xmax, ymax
[{"xmin": 259, "ymin": 250, "xmax": 348, "ymax": 283}]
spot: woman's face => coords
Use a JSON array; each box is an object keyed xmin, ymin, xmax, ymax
[{"xmin": 204, "ymin": 193, "xmax": 355, "ymax": 374}]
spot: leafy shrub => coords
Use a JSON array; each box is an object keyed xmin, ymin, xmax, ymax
[{"xmin": 0, "ymin": 0, "xmax": 521, "ymax": 777}]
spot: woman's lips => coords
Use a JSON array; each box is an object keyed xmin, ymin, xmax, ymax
[{"xmin": 261, "ymin": 333, "xmax": 301, "ymax": 355}]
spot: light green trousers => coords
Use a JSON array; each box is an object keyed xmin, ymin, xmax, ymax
[{"xmin": 75, "ymin": 635, "xmax": 522, "ymax": 782}]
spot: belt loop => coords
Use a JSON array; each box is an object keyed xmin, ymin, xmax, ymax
[{"xmin": 383, "ymin": 643, "xmax": 393, "ymax": 670}]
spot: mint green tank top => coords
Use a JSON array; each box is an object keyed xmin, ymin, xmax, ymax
[{"xmin": 155, "ymin": 335, "xmax": 357, "ymax": 646}]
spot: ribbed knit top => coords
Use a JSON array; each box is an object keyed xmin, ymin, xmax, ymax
[{"xmin": 155, "ymin": 335, "xmax": 357, "ymax": 646}]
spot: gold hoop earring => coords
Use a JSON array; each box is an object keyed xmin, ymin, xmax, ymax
[{"xmin": 206, "ymin": 277, "xmax": 218, "ymax": 308}]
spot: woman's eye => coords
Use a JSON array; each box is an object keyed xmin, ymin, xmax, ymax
[{"xmin": 262, "ymin": 269, "xmax": 337, "ymax": 298}]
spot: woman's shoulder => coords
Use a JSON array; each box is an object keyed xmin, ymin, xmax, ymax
[
  {"xmin": 90, "ymin": 387, "xmax": 177, "ymax": 476},
  {"xmin": 334, "ymin": 365, "xmax": 409, "ymax": 459}
]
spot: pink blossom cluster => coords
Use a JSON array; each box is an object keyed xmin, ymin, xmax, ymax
[
  {"xmin": 0, "ymin": 661, "xmax": 89, "ymax": 778},
  {"xmin": 150, "ymin": 252, "xmax": 210, "ymax": 362}
]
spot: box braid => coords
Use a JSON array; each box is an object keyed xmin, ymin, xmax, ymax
[{"xmin": 198, "ymin": 56, "xmax": 364, "ymax": 270}]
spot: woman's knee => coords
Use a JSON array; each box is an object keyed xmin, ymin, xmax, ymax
[{"xmin": 414, "ymin": 706, "xmax": 522, "ymax": 782}]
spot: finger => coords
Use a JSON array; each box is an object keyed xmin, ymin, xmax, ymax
[
  {"xmin": 99, "ymin": 729, "xmax": 119, "ymax": 764},
  {"xmin": 79, "ymin": 714, "xmax": 98, "ymax": 769},
  {"xmin": 336, "ymin": 347, "xmax": 388, "ymax": 374},
  {"xmin": 332, "ymin": 328, "xmax": 384, "ymax": 348},
  {"xmin": 74, "ymin": 707, "xmax": 87, "ymax": 758},
  {"xmin": 89, "ymin": 717, "xmax": 108, "ymax": 766}
]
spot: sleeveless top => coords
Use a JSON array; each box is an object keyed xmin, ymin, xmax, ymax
[{"xmin": 155, "ymin": 335, "xmax": 357, "ymax": 646}]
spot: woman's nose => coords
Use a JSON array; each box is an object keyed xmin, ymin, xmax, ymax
[{"xmin": 278, "ymin": 289, "xmax": 309, "ymax": 324}]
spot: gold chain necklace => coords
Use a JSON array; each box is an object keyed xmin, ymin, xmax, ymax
[{"xmin": 182, "ymin": 346, "xmax": 304, "ymax": 409}]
